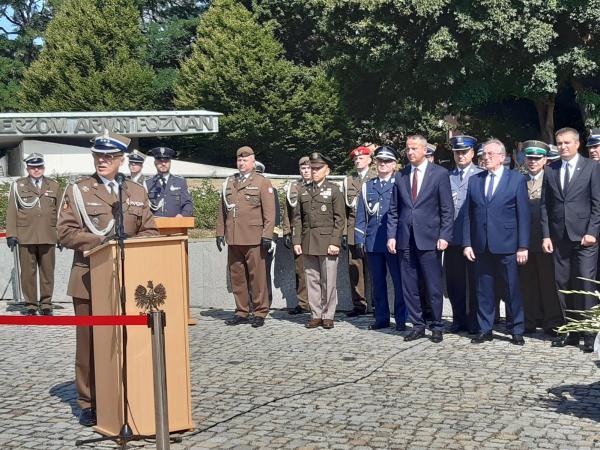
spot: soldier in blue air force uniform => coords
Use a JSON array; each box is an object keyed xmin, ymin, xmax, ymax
[
  {"xmin": 145, "ymin": 146, "xmax": 193, "ymax": 217},
  {"xmin": 355, "ymin": 146, "xmax": 407, "ymax": 331}
]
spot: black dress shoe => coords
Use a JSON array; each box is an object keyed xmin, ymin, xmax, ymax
[
  {"xmin": 431, "ymin": 330, "xmax": 443, "ymax": 343},
  {"xmin": 346, "ymin": 308, "xmax": 367, "ymax": 318},
  {"xmin": 39, "ymin": 307, "xmax": 53, "ymax": 316},
  {"xmin": 79, "ymin": 407, "xmax": 97, "ymax": 427},
  {"xmin": 368, "ymin": 323, "xmax": 390, "ymax": 330},
  {"xmin": 288, "ymin": 305, "xmax": 309, "ymax": 315},
  {"xmin": 583, "ymin": 333, "xmax": 596, "ymax": 353},
  {"xmin": 404, "ymin": 329, "xmax": 426, "ymax": 341},
  {"xmin": 551, "ymin": 333, "xmax": 579, "ymax": 347},
  {"xmin": 395, "ymin": 324, "xmax": 406, "ymax": 332},
  {"xmin": 510, "ymin": 334, "xmax": 525, "ymax": 346},
  {"xmin": 471, "ymin": 332, "xmax": 493, "ymax": 343},
  {"xmin": 22, "ymin": 308, "xmax": 37, "ymax": 316},
  {"xmin": 225, "ymin": 316, "xmax": 249, "ymax": 326},
  {"xmin": 251, "ymin": 317, "xmax": 265, "ymax": 328}
]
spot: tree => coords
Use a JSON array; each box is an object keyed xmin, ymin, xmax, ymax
[
  {"xmin": 18, "ymin": 0, "xmax": 158, "ymax": 112},
  {"xmin": 175, "ymin": 0, "xmax": 350, "ymax": 172}
]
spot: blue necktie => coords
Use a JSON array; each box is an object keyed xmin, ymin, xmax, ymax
[
  {"xmin": 486, "ymin": 173, "xmax": 495, "ymax": 202},
  {"xmin": 459, "ymin": 169, "xmax": 464, "ymax": 182}
]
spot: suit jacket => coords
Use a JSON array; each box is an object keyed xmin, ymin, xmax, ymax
[
  {"xmin": 463, "ymin": 169, "xmax": 530, "ymax": 254},
  {"xmin": 6, "ymin": 176, "xmax": 61, "ymax": 244},
  {"xmin": 527, "ymin": 173, "xmax": 544, "ymax": 253},
  {"xmin": 354, "ymin": 176, "xmax": 395, "ymax": 252},
  {"xmin": 387, "ymin": 163, "xmax": 454, "ymax": 251},
  {"xmin": 216, "ymin": 171, "xmax": 276, "ymax": 246},
  {"xmin": 449, "ymin": 164, "xmax": 483, "ymax": 246},
  {"xmin": 292, "ymin": 180, "xmax": 345, "ymax": 255},
  {"xmin": 58, "ymin": 174, "xmax": 158, "ymax": 300},
  {"xmin": 146, "ymin": 173, "xmax": 193, "ymax": 217},
  {"xmin": 540, "ymin": 156, "xmax": 600, "ymax": 242}
]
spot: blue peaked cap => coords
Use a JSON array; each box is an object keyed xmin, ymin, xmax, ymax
[
  {"xmin": 450, "ymin": 135, "xmax": 477, "ymax": 151},
  {"xmin": 586, "ymin": 129, "xmax": 600, "ymax": 147}
]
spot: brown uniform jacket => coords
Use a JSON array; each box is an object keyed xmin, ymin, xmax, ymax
[
  {"xmin": 292, "ymin": 180, "xmax": 346, "ymax": 255},
  {"xmin": 57, "ymin": 174, "xmax": 158, "ymax": 300},
  {"xmin": 6, "ymin": 176, "xmax": 61, "ymax": 244},
  {"xmin": 281, "ymin": 179, "xmax": 306, "ymax": 236},
  {"xmin": 344, "ymin": 168, "xmax": 376, "ymax": 245},
  {"xmin": 216, "ymin": 171, "xmax": 276, "ymax": 246},
  {"xmin": 527, "ymin": 173, "xmax": 544, "ymax": 253}
]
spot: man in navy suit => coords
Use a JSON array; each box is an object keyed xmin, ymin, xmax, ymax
[
  {"xmin": 446, "ymin": 135, "xmax": 483, "ymax": 334},
  {"xmin": 387, "ymin": 134, "xmax": 454, "ymax": 343},
  {"xmin": 355, "ymin": 146, "xmax": 406, "ymax": 331},
  {"xmin": 463, "ymin": 139, "xmax": 530, "ymax": 345},
  {"xmin": 540, "ymin": 127, "xmax": 600, "ymax": 352}
]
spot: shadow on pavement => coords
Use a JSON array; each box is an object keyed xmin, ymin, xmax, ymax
[
  {"xmin": 546, "ymin": 380, "xmax": 600, "ymax": 422},
  {"xmin": 49, "ymin": 380, "xmax": 80, "ymax": 418}
]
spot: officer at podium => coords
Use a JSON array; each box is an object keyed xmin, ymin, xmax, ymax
[{"xmin": 57, "ymin": 130, "xmax": 158, "ymax": 427}]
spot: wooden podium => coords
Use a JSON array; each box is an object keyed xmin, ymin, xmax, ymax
[
  {"xmin": 153, "ymin": 217, "xmax": 196, "ymax": 325},
  {"xmin": 85, "ymin": 235, "xmax": 194, "ymax": 436}
]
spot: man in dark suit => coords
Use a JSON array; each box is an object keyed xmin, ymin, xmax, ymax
[
  {"xmin": 387, "ymin": 134, "xmax": 454, "ymax": 343},
  {"xmin": 463, "ymin": 139, "xmax": 530, "ymax": 345},
  {"xmin": 540, "ymin": 127, "xmax": 600, "ymax": 352}
]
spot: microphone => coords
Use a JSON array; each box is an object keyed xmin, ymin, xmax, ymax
[{"xmin": 115, "ymin": 172, "xmax": 126, "ymax": 187}]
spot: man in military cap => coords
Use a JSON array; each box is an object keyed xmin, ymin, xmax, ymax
[
  {"xmin": 344, "ymin": 145, "xmax": 375, "ymax": 317},
  {"xmin": 425, "ymin": 143, "xmax": 436, "ymax": 163},
  {"xmin": 445, "ymin": 135, "xmax": 482, "ymax": 333},
  {"xmin": 216, "ymin": 146, "xmax": 276, "ymax": 327},
  {"xmin": 57, "ymin": 130, "xmax": 158, "ymax": 427},
  {"xmin": 6, "ymin": 153, "xmax": 62, "ymax": 315},
  {"xmin": 586, "ymin": 129, "xmax": 600, "ymax": 162},
  {"xmin": 282, "ymin": 156, "xmax": 312, "ymax": 314},
  {"xmin": 146, "ymin": 147, "xmax": 193, "ymax": 217},
  {"xmin": 293, "ymin": 152, "xmax": 345, "ymax": 329},
  {"xmin": 355, "ymin": 146, "xmax": 406, "ymax": 331},
  {"xmin": 518, "ymin": 140, "xmax": 562, "ymax": 335},
  {"xmin": 127, "ymin": 149, "xmax": 147, "ymax": 185}
]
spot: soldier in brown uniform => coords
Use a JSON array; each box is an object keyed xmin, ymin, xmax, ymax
[
  {"xmin": 293, "ymin": 153, "xmax": 346, "ymax": 329},
  {"xmin": 216, "ymin": 146, "xmax": 276, "ymax": 328},
  {"xmin": 344, "ymin": 145, "xmax": 375, "ymax": 316},
  {"xmin": 57, "ymin": 131, "xmax": 158, "ymax": 427},
  {"xmin": 6, "ymin": 153, "xmax": 61, "ymax": 315},
  {"xmin": 282, "ymin": 156, "xmax": 312, "ymax": 314},
  {"xmin": 519, "ymin": 141, "xmax": 562, "ymax": 335}
]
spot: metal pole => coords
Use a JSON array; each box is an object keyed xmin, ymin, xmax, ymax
[
  {"xmin": 12, "ymin": 243, "xmax": 22, "ymax": 303},
  {"xmin": 149, "ymin": 311, "xmax": 170, "ymax": 450}
]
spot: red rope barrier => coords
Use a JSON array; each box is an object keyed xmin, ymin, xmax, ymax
[{"xmin": 0, "ymin": 315, "xmax": 149, "ymax": 326}]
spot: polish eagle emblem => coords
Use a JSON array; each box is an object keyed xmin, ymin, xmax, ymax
[{"xmin": 134, "ymin": 280, "xmax": 167, "ymax": 312}]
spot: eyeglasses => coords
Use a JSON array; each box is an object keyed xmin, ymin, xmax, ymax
[
  {"xmin": 93, "ymin": 153, "xmax": 122, "ymax": 162},
  {"xmin": 481, "ymin": 151, "xmax": 502, "ymax": 158}
]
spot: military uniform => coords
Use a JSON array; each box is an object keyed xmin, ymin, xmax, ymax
[
  {"xmin": 146, "ymin": 173, "xmax": 193, "ymax": 217},
  {"xmin": 344, "ymin": 165, "xmax": 376, "ymax": 313},
  {"xmin": 216, "ymin": 170, "xmax": 276, "ymax": 319},
  {"xmin": 354, "ymin": 146, "xmax": 406, "ymax": 330},
  {"xmin": 519, "ymin": 141, "xmax": 562, "ymax": 334},
  {"xmin": 6, "ymin": 173, "xmax": 61, "ymax": 313},
  {"xmin": 128, "ymin": 173, "xmax": 147, "ymax": 186},
  {"xmin": 282, "ymin": 178, "xmax": 309, "ymax": 311},
  {"xmin": 127, "ymin": 149, "xmax": 147, "ymax": 186},
  {"xmin": 293, "ymin": 176, "xmax": 345, "ymax": 321}
]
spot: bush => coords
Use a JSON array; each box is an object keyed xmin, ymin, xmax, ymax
[
  {"xmin": 190, "ymin": 180, "xmax": 221, "ymax": 231},
  {"xmin": 0, "ymin": 182, "xmax": 9, "ymax": 230}
]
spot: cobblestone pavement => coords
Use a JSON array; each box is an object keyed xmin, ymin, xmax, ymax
[{"xmin": 1, "ymin": 301, "xmax": 600, "ymax": 449}]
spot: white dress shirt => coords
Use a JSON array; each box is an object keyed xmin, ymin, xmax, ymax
[
  {"xmin": 410, "ymin": 159, "xmax": 428, "ymax": 197},
  {"xmin": 484, "ymin": 166, "xmax": 504, "ymax": 197},
  {"xmin": 560, "ymin": 153, "xmax": 579, "ymax": 190}
]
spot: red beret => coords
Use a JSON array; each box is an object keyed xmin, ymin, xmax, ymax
[{"xmin": 349, "ymin": 146, "xmax": 372, "ymax": 159}]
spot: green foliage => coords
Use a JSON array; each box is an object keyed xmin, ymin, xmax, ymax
[
  {"xmin": 18, "ymin": 0, "xmax": 159, "ymax": 112},
  {"xmin": 557, "ymin": 279, "xmax": 600, "ymax": 334},
  {"xmin": 0, "ymin": 181, "xmax": 9, "ymax": 229},
  {"xmin": 190, "ymin": 180, "xmax": 221, "ymax": 230},
  {"xmin": 0, "ymin": 55, "xmax": 24, "ymax": 111},
  {"xmin": 175, "ymin": 0, "xmax": 351, "ymax": 173}
]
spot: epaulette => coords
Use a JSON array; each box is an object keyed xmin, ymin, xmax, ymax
[
  {"xmin": 73, "ymin": 175, "xmax": 92, "ymax": 185},
  {"xmin": 171, "ymin": 174, "xmax": 185, "ymax": 179}
]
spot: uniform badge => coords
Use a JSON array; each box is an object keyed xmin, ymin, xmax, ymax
[
  {"xmin": 19, "ymin": 183, "xmax": 24, "ymax": 187},
  {"xmin": 82, "ymin": 186, "xmax": 90, "ymax": 192},
  {"xmin": 268, "ymin": 187, "xmax": 273, "ymax": 193},
  {"xmin": 170, "ymin": 185, "xmax": 181, "ymax": 191},
  {"xmin": 321, "ymin": 204, "xmax": 327, "ymax": 212},
  {"xmin": 93, "ymin": 183, "xmax": 98, "ymax": 187},
  {"xmin": 92, "ymin": 217, "xmax": 100, "ymax": 225}
]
